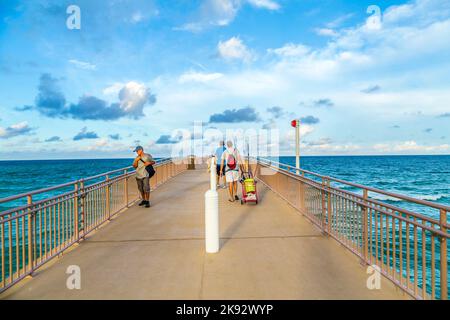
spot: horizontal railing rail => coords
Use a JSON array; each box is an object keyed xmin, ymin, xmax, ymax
[
  {"xmin": 257, "ymin": 158, "xmax": 450, "ymax": 212},
  {"xmin": 0, "ymin": 157, "xmax": 172, "ymax": 204},
  {"xmin": 257, "ymin": 158, "xmax": 450, "ymax": 227},
  {"xmin": 0, "ymin": 157, "xmax": 186, "ymax": 293},
  {"xmin": 254, "ymin": 158, "xmax": 449, "ymax": 300}
]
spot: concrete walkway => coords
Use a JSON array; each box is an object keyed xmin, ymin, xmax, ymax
[{"xmin": 1, "ymin": 169, "xmax": 407, "ymax": 300}]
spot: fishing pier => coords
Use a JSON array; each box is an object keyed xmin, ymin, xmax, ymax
[{"xmin": 0, "ymin": 158, "xmax": 448, "ymax": 299}]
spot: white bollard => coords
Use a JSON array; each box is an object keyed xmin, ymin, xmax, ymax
[{"xmin": 205, "ymin": 157, "xmax": 219, "ymax": 253}]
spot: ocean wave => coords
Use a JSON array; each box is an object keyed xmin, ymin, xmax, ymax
[
  {"xmin": 368, "ymin": 193, "xmax": 447, "ymax": 202},
  {"xmin": 368, "ymin": 193, "xmax": 403, "ymax": 202},
  {"xmin": 415, "ymin": 194, "xmax": 448, "ymax": 201}
]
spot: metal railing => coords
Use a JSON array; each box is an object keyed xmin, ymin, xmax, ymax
[
  {"xmin": 255, "ymin": 158, "xmax": 449, "ymax": 300},
  {"xmin": 0, "ymin": 158, "xmax": 187, "ymax": 293}
]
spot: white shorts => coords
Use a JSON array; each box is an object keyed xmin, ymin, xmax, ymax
[{"xmin": 225, "ymin": 170, "xmax": 239, "ymax": 183}]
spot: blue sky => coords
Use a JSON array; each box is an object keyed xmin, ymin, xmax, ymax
[{"xmin": 0, "ymin": 0, "xmax": 449, "ymax": 159}]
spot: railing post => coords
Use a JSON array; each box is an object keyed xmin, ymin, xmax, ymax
[
  {"xmin": 124, "ymin": 169, "xmax": 129, "ymax": 208},
  {"xmin": 363, "ymin": 189, "xmax": 369, "ymax": 263},
  {"xmin": 321, "ymin": 177, "xmax": 327, "ymax": 233},
  {"xmin": 27, "ymin": 195, "xmax": 34, "ymax": 273},
  {"xmin": 440, "ymin": 209, "xmax": 448, "ymax": 300},
  {"xmin": 327, "ymin": 178, "xmax": 332, "ymax": 234},
  {"xmin": 80, "ymin": 180, "xmax": 86, "ymax": 239},
  {"xmin": 106, "ymin": 175, "xmax": 111, "ymax": 220},
  {"xmin": 163, "ymin": 163, "xmax": 167, "ymax": 183},
  {"xmin": 74, "ymin": 183, "xmax": 79, "ymax": 241},
  {"xmin": 166, "ymin": 162, "xmax": 169, "ymax": 181},
  {"xmin": 300, "ymin": 179, "xmax": 306, "ymax": 214}
]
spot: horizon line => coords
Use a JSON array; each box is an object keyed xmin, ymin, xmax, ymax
[{"xmin": 0, "ymin": 154, "xmax": 450, "ymax": 162}]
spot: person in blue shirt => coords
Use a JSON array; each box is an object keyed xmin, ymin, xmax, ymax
[{"xmin": 214, "ymin": 141, "xmax": 226, "ymax": 188}]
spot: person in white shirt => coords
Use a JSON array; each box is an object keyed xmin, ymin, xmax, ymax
[{"xmin": 219, "ymin": 141, "xmax": 243, "ymax": 202}]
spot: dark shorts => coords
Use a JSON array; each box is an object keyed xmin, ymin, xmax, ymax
[
  {"xmin": 136, "ymin": 177, "xmax": 150, "ymax": 193},
  {"xmin": 216, "ymin": 165, "xmax": 225, "ymax": 176}
]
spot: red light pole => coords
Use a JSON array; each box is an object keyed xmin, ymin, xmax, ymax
[{"xmin": 291, "ymin": 119, "xmax": 300, "ymax": 174}]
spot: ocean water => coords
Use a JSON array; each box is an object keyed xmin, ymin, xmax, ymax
[
  {"xmin": 0, "ymin": 156, "xmax": 449, "ymax": 217},
  {"xmin": 268, "ymin": 155, "xmax": 450, "ymax": 220},
  {"xmin": 0, "ymin": 155, "xmax": 448, "ymax": 297},
  {"xmin": 0, "ymin": 158, "xmax": 135, "ymax": 212}
]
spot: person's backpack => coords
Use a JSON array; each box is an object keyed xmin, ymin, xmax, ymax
[
  {"xmin": 140, "ymin": 159, "xmax": 156, "ymax": 178},
  {"xmin": 226, "ymin": 152, "xmax": 237, "ymax": 170}
]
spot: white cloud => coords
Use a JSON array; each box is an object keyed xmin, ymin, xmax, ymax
[
  {"xmin": 118, "ymin": 81, "xmax": 155, "ymax": 114},
  {"xmin": 69, "ymin": 59, "xmax": 96, "ymax": 70},
  {"xmin": 288, "ymin": 140, "xmax": 450, "ymax": 156},
  {"xmin": 247, "ymin": 0, "xmax": 280, "ymax": 10},
  {"xmin": 102, "ymin": 81, "xmax": 156, "ymax": 117},
  {"xmin": 303, "ymin": 143, "xmax": 362, "ymax": 154},
  {"xmin": 87, "ymin": 138, "xmax": 108, "ymax": 151},
  {"xmin": 175, "ymin": 0, "xmax": 240, "ymax": 32},
  {"xmin": 179, "ymin": 71, "xmax": 224, "ymax": 83},
  {"xmin": 174, "ymin": 23, "xmax": 203, "ymax": 33},
  {"xmin": 383, "ymin": 4, "xmax": 415, "ymax": 24},
  {"xmin": 331, "ymin": 2, "xmax": 450, "ymax": 58},
  {"xmin": 218, "ymin": 37, "xmax": 253, "ymax": 61},
  {"xmin": 268, "ymin": 43, "xmax": 310, "ymax": 57},
  {"xmin": 326, "ymin": 13, "xmax": 354, "ymax": 28},
  {"xmin": 0, "ymin": 122, "xmax": 33, "ymax": 139},
  {"xmin": 163, "ymin": 0, "xmax": 450, "ymax": 125},
  {"xmin": 315, "ymin": 28, "xmax": 339, "ymax": 37},
  {"xmin": 374, "ymin": 141, "xmax": 450, "ymax": 153},
  {"xmin": 176, "ymin": 0, "xmax": 280, "ymax": 32},
  {"xmin": 99, "ymin": 81, "xmax": 156, "ymax": 119},
  {"xmin": 131, "ymin": 0, "xmax": 450, "ymax": 156},
  {"xmin": 267, "ymin": 0, "xmax": 450, "ymax": 83},
  {"xmin": 103, "ymin": 83, "xmax": 124, "ymax": 97},
  {"xmin": 383, "ymin": 0, "xmax": 450, "ymax": 25},
  {"xmin": 121, "ymin": 4, "xmax": 159, "ymax": 24},
  {"xmin": 206, "ymin": 0, "xmax": 240, "ymax": 26},
  {"xmin": 284, "ymin": 125, "xmax": 314, "ymax": 143}
]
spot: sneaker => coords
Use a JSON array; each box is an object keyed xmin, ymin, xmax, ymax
[
  {"xmin": 138, "ymin": 200, "xmax": 146, "ymax": 206},
  {"xmin": 145, "ymin": 201, "xmax": 151, "ymax": 208}
]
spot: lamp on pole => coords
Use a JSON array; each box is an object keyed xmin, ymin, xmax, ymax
[{"xmin": 291, "ymin": 119, "xmax": 300, "ymax": 175}]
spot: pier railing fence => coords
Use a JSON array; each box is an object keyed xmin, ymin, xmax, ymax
[
  {"xmin": 255, "ymin": 158, "xmax": 449, "ymax": 300},
  {"xmin": 0, "ymin": 158, "xmax": 187, "ymax": 293}
]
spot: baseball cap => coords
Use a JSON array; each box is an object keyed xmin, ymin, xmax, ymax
[{"xmin": 133, "ymin": 146, "xmax": 143, "ymax": 152}]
